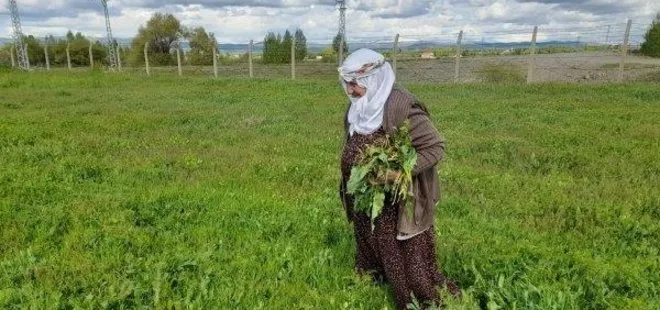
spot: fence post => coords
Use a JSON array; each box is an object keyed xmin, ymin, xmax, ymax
[
  {"xmin": 176, "ymin": 44, "xmax": 182, "ymax": 77},
  {"xmin": 291, "ymin": 36, "xmax": 296, "ymax": 80},
  {"xmin": 213, "ymin": 47, "xmax": 218, "ymax": 78},
  {"xmin": 89, "ymin": 41, "xmax": 94, "ymax": 69},
  {"xmin": 339, "ymin": 34, "xmax": 345, "ymax": 66},
  {"xmin": 25, "ymin": 44, "xmax": 30, "ymax": 69},
  {"xmin": 577, "ymin": 35, "xmax": 582, "ymax": 51},
  {"xmin": 392, "ymin": 34, "xmax": 400, "ymax": 76},
  {"xmin": 10, "ymin": 46, "xmax": 16, "ymax": 68},
  {"xmin": 144, "ymin": 43, "xmax": 150, "ymax": 76},
  {"xmin": 66, "ymin": 43, "xmax": 72, "ymax": 71},
  {"xmin": 527, "ymin": 26, "xmax": 538, "ymax": 84},
  {"xmin": 116, "ymin": 46, "xmax": 122, "ymax": 71},
  {"xmin": 454, "ymin": 30, "xmax": 463, "ymax": 83},
  {"xmin": 249, "ymin": 40, "xmax": 254, "ymax": 78},
  {"xmin": 618, "ymin": 19, "xmax": 633, "ymax": 83},
  {"xmin": 605, "ymin": 25, "xmax": 611, "ymax": 45},
  {"xmin": 44, "ymin": 41, "xmax": 51, "ymax": 71}
]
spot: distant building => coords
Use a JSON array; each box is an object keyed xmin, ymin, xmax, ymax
[{"xmin": 421, "ymin": 52, "xmax": 436, "ymax": 59}]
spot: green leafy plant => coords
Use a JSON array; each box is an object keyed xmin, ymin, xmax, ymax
[{"xmin": 347, "ymin": 121, "xmax": 417, "ymax": 230}]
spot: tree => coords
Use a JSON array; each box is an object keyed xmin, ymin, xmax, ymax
[
  {"xmin": 185, "ymin": 27, "xmax": 217, "ymax": 65},
  {"xmin": 262, "ymin": 32, "xmax": 273, "ymax": 64},
  {"xmin": 262, "ymin": 29, "xmax": 308, "ymax": 64},
  {"xmin": 320, "ymin": 47, "xmax": 337, "ymax": 63},
  {"xmin": 67, "ymin": 32, "xmax": 95, "ymax": 66},
  {"xmin": 263, "ymin": 32, "xmax": 281, "ymax": 64},
  {"xmin": 23, "ymin": 35, "xmax": 45, "ymax": 66},
  {"xmin": 129, "ymin": 13, "xmax": 182, "ymax": 66},
  {"xmin": 294, "ymin": 29, "xmax": 307, "ymax": 61},
  {"xmin": 276, "ymin": 33, "xmax": 283, "ymax": 62},
  {"xmin": 59, "ymin": 31, "xmax": 106, "ymax": 67},
  {"xmin": 641, "ymin": 13, "xmax": 660, "ymax": 58},
  {"xmin": 333, "ymin": 32, "xmax": 348, "ymax": 56},
  {"xmin": 0, "ymin": 45, "xmax": 12, "ymax": 68},
  {"xmin": 49, "ymin": 37, "xmax": 69, "ymax": 66},
  {"xmin": 282, "ymin": 30, "xmax": 293, "ymax": 63}
]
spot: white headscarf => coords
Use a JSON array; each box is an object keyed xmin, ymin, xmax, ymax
[{"xmin": 339, "ymin": 48, "xmax": 396, "ymax": 136}]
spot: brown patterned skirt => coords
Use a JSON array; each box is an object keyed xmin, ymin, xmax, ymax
[{"xmin": 341, "ymin": 129, "xmax": 459, "ymax": 309}]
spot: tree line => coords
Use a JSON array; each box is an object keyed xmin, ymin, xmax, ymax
[
  {"xmin": 0, "ymin": 31, "xmax": 108, "ymax": 68},
  {"xmin": 3, "ymin": 12, "xmax": 658, "ymax": 68},
  {"xmin": 0, "ymin": 13, "xmax": 316, "ymax": 68}
]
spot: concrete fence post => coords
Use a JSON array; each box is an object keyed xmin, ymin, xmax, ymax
[
  {"xmin": 66, "ymin": 43, "xmax": 72, "ymax": 71},
  {"xmin": 249, "ymin": 40, "xmax": 254, "ymax": 78},
  {"xmin": 176, "ymin": 44, "xmax": 182, "ymax": 77},
  {"xmin": 454, "ymin": 30, "xmax": 463, "ymax": 83},
  {"xmin": 291, "ymin": 36, "xmax": 296, "ymax": 80},
  {"xmin": 213, "ymin": 47, "xmax": 218, "ymax": 78},
  {"xmin": 144, "ymin": 42, "xmax": 150, "ymax": 76},
  {"xmin": 527, "ymin": 26, "xmax": 538, "ymax": 84},
  {"xmin": 89, "ymin": 41, "xmax": 94, "ymax": 69},
  {"xmin": 10, "ymin": 46, "xmax": 16, "ymax": 68},
  {"xmin": 116, "ymin": 46, "xmax": 122, "ymax": 71},
  {"xmin": 25, "ymin": 44, "xmax": 30, "ymax": 69},
  {"xmin": 618, "ymin": 19, "xmax": 633, "ymax": 83},
  {"xmin": 44, "ymin": 41, "xmax": 51, "ymax": 71},
  {"xmin": 392, "ymin": 34, "xmax": 400, "ymax": 76},
  {"xmin": 338, "ymin": 34, "xmax": 345, "ymax": 66}
]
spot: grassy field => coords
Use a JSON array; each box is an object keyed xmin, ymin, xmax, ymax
[{"xmin": 1, "ymin": 71, "xmax": 659, "ymax": 309}]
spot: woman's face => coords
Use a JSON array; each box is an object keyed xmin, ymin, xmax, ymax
[{"xmin": 345, "ymin": 80, "xmax": 367, "ymax": 98}]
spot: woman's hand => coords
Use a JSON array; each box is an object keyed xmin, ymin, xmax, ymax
[
  {"xmin": 370, "ymin": 170, "xmax": 402, "ymax": 185},
  {"xmin": 386, "ymin": 171, "xmax": 402, "ymax": 182}
]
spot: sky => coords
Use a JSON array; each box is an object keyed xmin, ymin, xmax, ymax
[{"xmin": 0, "ymin": 0, "xmax": 658, "ymax": 44}]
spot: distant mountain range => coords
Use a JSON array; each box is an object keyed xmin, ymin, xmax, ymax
[
  {"xmin": 0, "ymin": 36, "xmax": 593, "ymax": 55},
  {"xmin": 211, "ymin": 40, "xmax": 589, "ymax": 55}
]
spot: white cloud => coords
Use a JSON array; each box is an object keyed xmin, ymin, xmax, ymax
[{"xmin": 1, "ymin": 0, "xmax": 659, "ymax": 43}]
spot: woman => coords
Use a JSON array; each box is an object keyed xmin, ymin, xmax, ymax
[{"xmin": 338, "ymin": 49, "xmax": 459, "ymax": 309}]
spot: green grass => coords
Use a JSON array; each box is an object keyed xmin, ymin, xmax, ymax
[
  {"xmin": 477, "ymin": 63, "xmax": 526, "ymax": 84},
  {"xmin": 1, "ymin": 71, "xmax": 659, "ymax": 309}
]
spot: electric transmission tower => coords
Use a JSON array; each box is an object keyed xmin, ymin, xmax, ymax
[
  {"xmin": 101, "ymin": 0, "xmax": 118, "ymax": 68},
  {"xmin": 337, "ymin": 0, "xmax": 346, "ymax": 63},
  {"xmin": 8, "ymin": 0, "xmax": 29, "ymax": 69},
  {"xmin": 337, "ymin": 0, "xmax": 346, "ymax": 39}
]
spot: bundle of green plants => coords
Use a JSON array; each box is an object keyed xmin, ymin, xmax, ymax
[{"xmin": 347, "ymin": 121, "xmax": 417, "ymax": 230}]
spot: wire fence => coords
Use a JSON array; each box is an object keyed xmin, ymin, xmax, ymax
[{"xmin": 1, "ymin": 20, "xmax": 659, "ymax": 84}]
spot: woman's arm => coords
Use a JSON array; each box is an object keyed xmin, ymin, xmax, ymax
[{"xmin": 408, "ymin": 103, "xmax": 445, "ymax": 176}]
